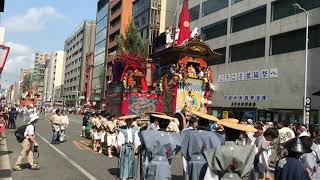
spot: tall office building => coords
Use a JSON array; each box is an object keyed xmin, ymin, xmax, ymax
[
  {"xmin": 189, "ymin": 0, "xmax": 320, "ymax": 124},
  {"xmin": 133, "ymin": 0, "xmax": 178, "ymax": 54},
  {"xmin": 63, "ymin": 21, "xmax": 96, "ymax": 107},
  {"xmin": 53, "ymin": 51, "xmax": 66, "ymax": 102},
  {"xmin": 34, "ymin": 52, "xmax": 54, "ymax": 99},
  {"xmin": 107, "ymin": 0, "xmax": 132, "ymax": 55},
  {"xmin": 91, "ymin": 0, "xmax": 109, "ymax": 106},
  {"xmin": 20, "ymin": 68, "xmax": 34, "ymax": 82},
  {"xmin": 44, "ymin": 51, "xmax": 65, "ymax": 102}
]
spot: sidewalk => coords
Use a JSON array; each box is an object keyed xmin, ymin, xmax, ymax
[{"xmin": 0, "ymin": 135, "xmax": 13, "ymax": 180}]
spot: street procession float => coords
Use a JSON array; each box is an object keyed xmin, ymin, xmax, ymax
[
  {"xmin": 105, "ymin": 0, "xmax": 221, "ymax": 124},
  {"xmin": 105, "ymin": 37, "xmax": 220, "ymax": 122}
]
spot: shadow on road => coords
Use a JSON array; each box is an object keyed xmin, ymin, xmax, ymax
[
  {"xmin": 0, "ymin": 169, "xmax": 12, "ymax": 178},
  {"xmin": 0, "ymin": 150, "xmax": 13, "ymax": 156},
  {"xmin": 108, "ymin": 168, "xmax": 118, "ymax": 176}
]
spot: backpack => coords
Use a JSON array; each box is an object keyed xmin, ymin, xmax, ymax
[
  {"xmin": 15, "ymin": 124, "xmax": 35, "ymax": 143},
  {"xmin": 15, "ymin": 125, "xmax": 27, "ymax": 142}
]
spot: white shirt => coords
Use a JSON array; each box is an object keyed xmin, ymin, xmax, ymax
[
  {"xmin": 24, "ymin": 124, "xmax": 35, "ymax": 139},
  {"xmin": 61, "ymin": 115, "xmax": 69, "ymax": 125},
  {"xmin": 117, "ymin": 127, "xmax": 141, "ymax": 149}
]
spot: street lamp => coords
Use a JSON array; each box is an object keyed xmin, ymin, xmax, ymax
[{"xmin": 293, "ymin": 3, "xmax": 309, "ymax": 125}]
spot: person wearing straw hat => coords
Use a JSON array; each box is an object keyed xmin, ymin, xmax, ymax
[
  {"xmin": 104, "ymin": 115, "xmax": 117, "ymax": 157},
  {"xmin": 139, "ymin": 114, "xmax": 181, "ymax": 180},
  {"xmin": 117, "ymin": 114, "xmax": 141, "ymax": 180},
  {"xmin": 146, "ymin": 112, "xmax": 164, "ymax": 131},
  {"xmin": 181, "ymin": 109, "xmax": 223, "ymax": 180},
  {"xmin": 13, "ymin": 113, "xmax": 40, "ymax": 171},
  {"xmin": 203, "ymin": 118, "xmax": 257, "ymax": 180},
  {"xmin": 274, "ymin": 136, "xmax": 313, "ymax": 180},
  {"xmin": 134, "ymin": 113, "xmax": 165, "ymax": 180},
  {"xmin": 48, "ymin": 109, "xmax": 62, "ymax": 144}
]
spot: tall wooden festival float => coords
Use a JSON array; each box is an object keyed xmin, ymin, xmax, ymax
[
  {"xmin": 150, "ymin": 38, "xmax": 221, "ymax": 115},
  {"xmin": 105, "ymin": 53, "xmax": 162, "ymax": 118}
]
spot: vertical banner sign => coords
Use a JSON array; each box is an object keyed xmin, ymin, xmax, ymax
[
  {"xmin": 305, "ymin": 97, "xmax": 311, "ymax": 124},
  {"xmin": 0, "ymin": 45, "xmax": 10, "ymax": 73}
]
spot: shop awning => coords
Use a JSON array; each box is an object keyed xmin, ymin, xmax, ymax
[{"xmin": 313, "ymin": 90, "xmax": 320, "ymax": 96}]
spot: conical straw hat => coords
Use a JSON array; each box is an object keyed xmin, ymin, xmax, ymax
[
  {"xmin": 119, "ymin": 114, "xmax": 139, "ymax": 120},
  {"xmin": 151, "ymin": 114, "xmax": 178, "ymax": 121},
  {"xmin": 190, "ymin": 109, "xmax": 219, "ymax": 122},
  {"xmin": 219, "ymin": 118, "xmax": 257, "ymax": 132}
]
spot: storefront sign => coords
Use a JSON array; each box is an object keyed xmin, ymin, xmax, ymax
[
  {"xmin": 305, "ymin": 97, "xmax": 311, "ymax": 123},
  {"xmin": 218, "ymin": 68, "xmax": 278, "ymax": 83},
  {"xmin": 224, "ymin": 95, "xmax": 267, "ymax": 101}
]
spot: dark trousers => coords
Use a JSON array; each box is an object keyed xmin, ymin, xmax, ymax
[
  {"xmin": 8, "ymin": 119, "xmax": 16, "ymax": 129},
  {"xmin": 52, "ymin": 130, "xmax": 60, "ymax": 143}
]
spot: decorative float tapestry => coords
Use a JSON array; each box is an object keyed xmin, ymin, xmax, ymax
[
  {"xmin": 128, "ymin": 93, "xmax": 160, "ymax": 118},
  {"xmin": 176, "ymin": 78, "xmax": 205, "ymax": 112}
]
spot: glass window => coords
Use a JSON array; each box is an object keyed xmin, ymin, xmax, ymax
[
  {"xmin": 96, "ymin": 28, "xmax": 107, "ymax": 44},
  {"xmin": 93, "ymin": 64, "xmax": 104, "ymax": 78},
  {"xmin": 96, "ymin": 15, "xmax": 108, "ymax": 33},
  {"xmin": 110, "ymin": 16, "xmax": 121, "ymax": 29},
  {"xmin": 272, "ymin": 0, "xmax": 320, "ymax": 21},
  {"xmin": 202, "ymin": 0, "xmax": 228, "ymax": 17},
  {"xmin": 94, "ymin": 52, "xmax": 105, "ymax": 66},
  {"xmin": 95, "ymin": 40, "xmax": 106, "ymax": 56},
  {"xmin": 271, "ymin": 24, "xmax": 320, "ymax": 55},
  {"xmin": 230, "ymin": 38, "xmax": 265, "ymax": 62},
  {"xmin": 91, "ymin": 77, "xmax": 104, "ymax": 90},
  {"xmin": 189, "ymin": 5, "xmax": 200, "ymax": 21},
  {"xmin": 208, "ymin": 47, "xmax": 226, "ymax": 65},
  {"xmin": 201, "ymin": 19, "xmax": 227, "ymax": 41},
  {"xmin": 231, "ymin": 6, "xmax": 266, "ymax": 33},
  {"xmin": 97, "ymin": 3, "xmax": 108, "ymax": 22}
]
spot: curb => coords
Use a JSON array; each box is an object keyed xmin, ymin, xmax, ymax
[{"xmin": 0, "ymin": 136, "xmax": 13, "ymax": 180}]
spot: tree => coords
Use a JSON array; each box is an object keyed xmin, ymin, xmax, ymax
[{"xmin": 117, "ymin": 20, "xmax": 148, "ymax": 58}]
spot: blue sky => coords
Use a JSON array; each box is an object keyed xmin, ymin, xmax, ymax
[{"xmin": 1, "ymin": 0, "xmax": 97, "ymax": 88}]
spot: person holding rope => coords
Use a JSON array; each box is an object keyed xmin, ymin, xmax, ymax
[{"xmin": 13, "ymin": 113, "xmax": 40, "ymax": 171}]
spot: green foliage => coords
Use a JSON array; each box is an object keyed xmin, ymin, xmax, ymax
[{"xmin": 117, "ymin": 20, "xmax": 148, "ymax": 57}]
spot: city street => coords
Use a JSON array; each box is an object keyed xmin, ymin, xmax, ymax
[{"xmin": 4, "ymin": 114, "xmax": 184, "ymax": 180}]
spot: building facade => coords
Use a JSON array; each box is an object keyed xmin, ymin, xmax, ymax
[
  {"xmin": 133, "ymin": 0, "xmax": 178, "ymax": 54},
  {"xmin": 107, "ymin": 0, "xmax": 132, "ymax": 55},
  {"xmin": 91, "ymin": 0, "xmax": 109, "ymax": 107},
  {"xmin": 63, "ymin": 21, "xmax": 96, "ymax": 107},
  {"xmin": 34, "ymin": 52, "xmax": 54, "ymax": 99},
  {"xmin": 53, "ymin": 51, "xmax": 65, "ymax": 103},
  {"xmin": 44, "ymin": 51, "xmax": 65, "ymax": 103},
  {"xmin": 85, "ymin": 52, "xmax": 94, "ymax": 103},
  {"xmin": 189, "ymin": 0, "xmax": 320, "ymax": 124},
  {"xmin": 20, "ymin": 68, "xmax": 34, "ymax": 82}
]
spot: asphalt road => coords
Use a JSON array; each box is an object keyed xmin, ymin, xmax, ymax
[{"xmin": 5, "ymin": 114, "xmax": 184, "ymax": 180}]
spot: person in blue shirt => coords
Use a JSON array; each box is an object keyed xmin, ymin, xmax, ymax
[{"xmin": 8, "ymin": 107, "xmax": 17, "ymax": 129}]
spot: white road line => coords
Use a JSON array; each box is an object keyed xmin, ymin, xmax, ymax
[{"xmin": 36, "ymin": 133, "xmax": 97, "ymax": 180}]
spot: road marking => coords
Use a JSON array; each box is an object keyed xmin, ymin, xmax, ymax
[{"xmin": 36, "ymin": 133, "xmax": 97, "ymax": 180}]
